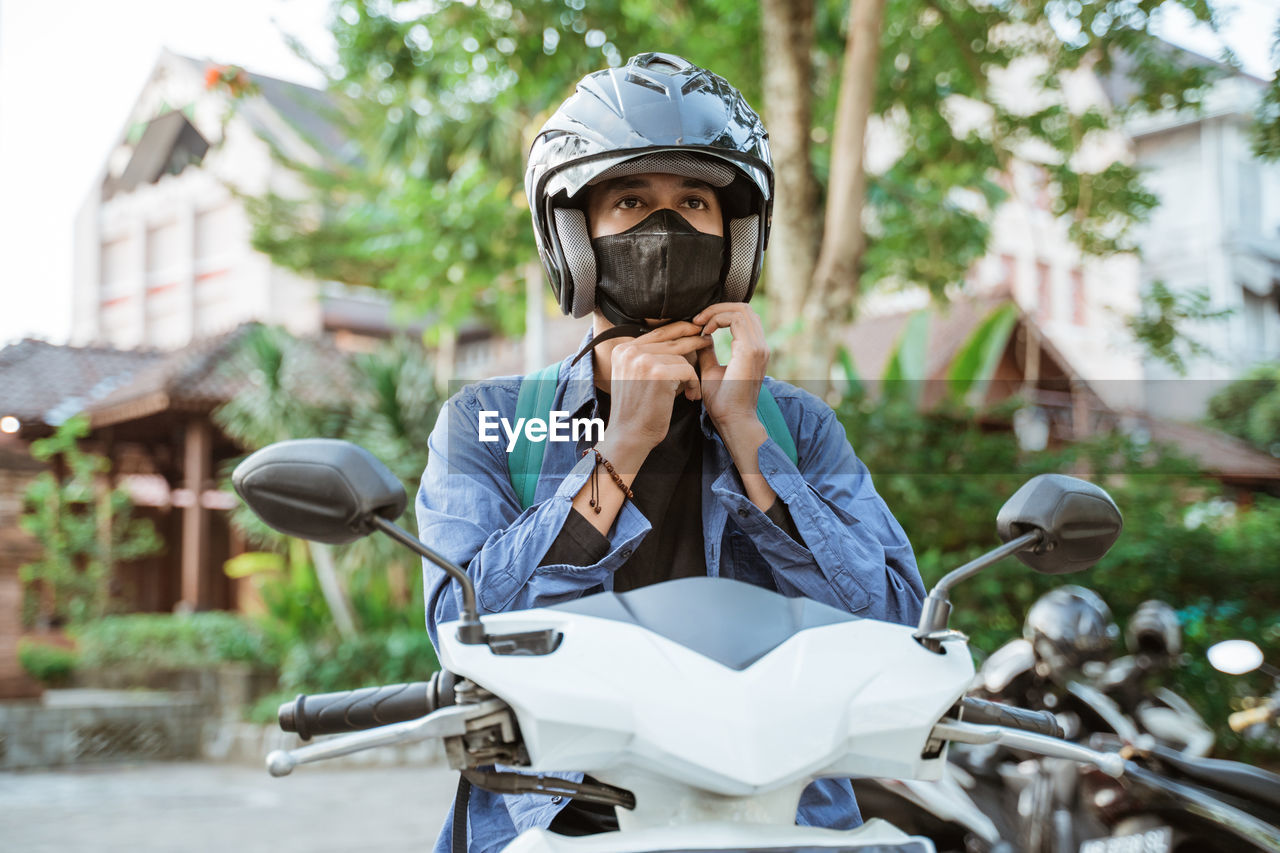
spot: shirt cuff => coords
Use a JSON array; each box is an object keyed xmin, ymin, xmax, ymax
[
  {"xmin": 540, "ymin": 450, "xmax": 651, "ymax": 573},
  {"xmin": 538, "ymin": 507, "xmax": 612, "ymax": 567},
  {"xmin": 712, "ymin": 451, "xmax": 811, "ymax": 559},
  {"xmin": 763, "ymin": 497, "xmax": 803, "ymax": 545}
]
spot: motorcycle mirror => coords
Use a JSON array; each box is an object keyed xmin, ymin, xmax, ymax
[
  {"xmin": 232, "ymin": 439, "xmax": 486, "ymax": 644},
  {"xmin": 232, "ymin": 438, "xmax": 406, "ymax": 544},
  {"xmin": 996, "ymin": 474, "xmax": 1122, "ymax": 574},
  {"xmin": 1207, "ymin": 639, "xmax": 1264, "ymax": 675}
]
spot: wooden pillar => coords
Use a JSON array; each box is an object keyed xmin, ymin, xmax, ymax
[{"xmin": 180, "ymin": 419, "xmax": 211, "ymax": 610}]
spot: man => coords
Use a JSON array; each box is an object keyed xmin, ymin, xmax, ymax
[{"xmin": 417, "ymin": 52, "xmax": 925, "ymax": 853}]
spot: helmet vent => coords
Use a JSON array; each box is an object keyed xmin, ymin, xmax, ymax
[
  {"xmin": 681, "ymin": 74, "xmax": 712, "ymax": 96},
  {"xmin": 625, "ymin": 71, "xmax": 670, "ymax": 95},
  {"xmin": 636, "ymin": 53, "xmax": 689, "ymax": 74}
]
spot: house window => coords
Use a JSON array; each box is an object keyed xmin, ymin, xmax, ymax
[
  {"xmin": 146, "ymin": 221, "xmax": 181, "ymax": 290},
  {"xmin": 1001, "ymin": 254, "xmax": 1017, "ymax": 291},
  {"xmin": 194, "ymin": 204, "xmax": 238, "ymax": 272},
  {"xmin": 100, "ymin": 236, "xmax": 132, "ymax": 300}
]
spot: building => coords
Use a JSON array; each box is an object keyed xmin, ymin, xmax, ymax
[
  {"xmin": 1122, "ymin": 62, "xmax": 1280, "ymax": 418},
  {"xmin": 70, "ymin": 50, "xmax": 431, "ymax": 353}
]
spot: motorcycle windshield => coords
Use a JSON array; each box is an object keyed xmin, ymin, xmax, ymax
[{"xmin": 547, "ymin": 576, "xmax": 861, "ymax": 670}]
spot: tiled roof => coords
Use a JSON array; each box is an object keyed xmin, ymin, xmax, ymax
[
  {"xmin": 1147, "ymin": 420, "xmax": 1280, "ymax": 484},
  {"xmin": 0, "ymin": 340, "xmax": 163, "ymax": 426},
  {"xmin": 83, "ymin": 323, "xmax": 353, "ymax": 428},
  {"xmin": 0, "ymin": 325, "xmax": 355, "ymax": 432},
  {"xmin": 840, "ymin": 292, "xmax": 1044, "ymax": 381}
]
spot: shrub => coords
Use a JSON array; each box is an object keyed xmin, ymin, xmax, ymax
[
  {"xmin": 17, "ymin": 640, "xmax": 78, "ymax": 685},
  {"xmin": 278, "ymin": 628, "xmax": 439, "ymax": 695},
  {"xmin": 74, "ymin": 611, "xmax": 281, "ymax": 671},
  {"xmin": 20, "ymin": 416, "xmax": 163, "ymax": 627}
]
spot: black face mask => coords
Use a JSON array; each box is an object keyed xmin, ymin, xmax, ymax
[{"xmin": 590, "ymin": 208, "xmax": 724, "ymax": 327}]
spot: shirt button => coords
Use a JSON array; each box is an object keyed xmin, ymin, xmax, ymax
[
  {"xmin": 737, "ymin": 507, "xmax": 750, "ymax": 517},
  {"xmin": 551, "ymin": 795, "xmax": 563, "ymax": 804},
  {"xmin": 620, "ymin": 549, "xmax": 632, "ymax": 559}
]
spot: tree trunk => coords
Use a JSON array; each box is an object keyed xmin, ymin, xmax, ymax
[
  {"xmin": 309, "ymin": 542, "xmax": 357, "ymax": 638},
  {"xmin": 803, "ymin": 0, "xmax": 888, "ymax": 385},
  {"xmin": 760, "ymin": 0, "xmax": 820, "ymax": 378},
  {"xmin": 434, "ymin": 326, "xmax": 457, "ymax": 394}
]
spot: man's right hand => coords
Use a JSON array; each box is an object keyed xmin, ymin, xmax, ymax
[
  {"xmin": 569, "ymin": 321, "xmax": 708, "ymax": 536},
  {"xmin": 602, "ymin": 321, "xmax": 710, "ymax": 458}
]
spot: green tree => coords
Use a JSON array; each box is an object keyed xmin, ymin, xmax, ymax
[
  {"xmin": 243, "ymin": 0, "xmax": 1256, "ymax": 383},
  {"xmin": 213, "ymin": 326, "xmax": 442, "ymax": 639},
  {"xmin": 1250, "ymin": 20, "xmax": 1280, "ymax": 160},
  {"xmin": 19, "ymin": 417, "xmax": 163, "ymax": 627},
  {"xmin": 1126, "ymin": 281, "xmax": 1235, "ymax": 376},
  {"xmin": 1206, "ymin": 363, "xmax": 1280, "ymax": 456}
]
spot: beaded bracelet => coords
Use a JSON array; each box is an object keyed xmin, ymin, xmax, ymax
[{"xmin": 581, "ymin": 447, "xmax": 634, "ymax": 513}]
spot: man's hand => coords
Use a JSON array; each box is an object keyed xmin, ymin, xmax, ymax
[
  {"xmin": 603, "ymin": 320, "xmax": 711, "ymax": 458},
  {"xmin": 691, "ymin": 302, "xmax": 777, "ymax": 511},
  {"xmin": 575, "ymin": 321, "xmax": 710, "ymax": 536},
  {"xmin": 692, "ymin": 302, "xmax": 769, "ymax": 433}
]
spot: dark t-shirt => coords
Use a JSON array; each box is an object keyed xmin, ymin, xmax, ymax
[{"xmin": 537, "ymin": 388, "xmax": 801, "ymax": 584}]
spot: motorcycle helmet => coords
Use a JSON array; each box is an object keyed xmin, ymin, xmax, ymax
[
  {"xmin": 1125, "ymin": 599, "xmax": 1182, "ymax": 658},
  {"xmin": 1023, "ymin": 586, "xmax": 1120, "ymax": 678},
  {"xmin": 525, "ymin": 52, "xmax": 773, "ymax": 324}
]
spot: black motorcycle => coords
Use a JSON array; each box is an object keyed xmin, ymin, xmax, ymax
[{"xmin": 970, "ymin": 589, "xmax": 1280, "ymax": 853}]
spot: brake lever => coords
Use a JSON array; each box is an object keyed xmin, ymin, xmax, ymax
[
  {"xmin": 931, "ymin": 719, "xmax": 1126, "ymax": 778},
  {"xmin": 267, "ymin": 699, "xmax": 506, "ymax": 777}
]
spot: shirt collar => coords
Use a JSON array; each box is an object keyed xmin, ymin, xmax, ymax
[{"xmin": 560, "ymin": 329, "xmax": 600, "ymax": 420}]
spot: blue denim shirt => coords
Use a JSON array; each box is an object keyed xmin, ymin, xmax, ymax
[{"xmin": 416, "ymin": 335, "xmax": 925, "ymax": 853}]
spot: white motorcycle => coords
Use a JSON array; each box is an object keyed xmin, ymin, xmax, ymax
[{"xmin": 233, "ymin": 439, "xmax": 1130, "ymax": 853}]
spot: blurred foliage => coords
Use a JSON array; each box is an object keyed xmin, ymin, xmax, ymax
[
  {"xmin": 73, "ymin": 612, "xmax": 281, "ymax": 670},
  {"xmin": 834, "ymin": 385, "xmax": 1280, "ymax": 760},
  {"xmin": 1206, "ymin": 363, "xmax": 1280, "ymax": 457},
  {"xmin": 17, "ymin": 640, "xmax": 78, "ymax": 685},
  {"xmin": 277, "ymin": 627, "xmax": 440, "ymax": 695},
  {"xmin": 1127, "ymin": 281, "xmax": 1234, "ymax": 376},
  {"xmin": 245, "ymin": 0, "xmax": 761, "ymax": 338},
  {"xmin": 241, "ymin": 0, "xmax": 1254, "ymax": 352},
  {"xmin": 211, "ymin": 325, "xmax": 442, "ymax": 688},
  {"xmin": 1250, "ymin": 19, "xmax": 1280, "ymax": 161},
  {"xmin": 19, "ymin": 417, "xmax": 163, "ymax": 628}
]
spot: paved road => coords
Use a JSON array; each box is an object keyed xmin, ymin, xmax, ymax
[{"xmin": 0, "ymin": 761, "xmax": 460, "ymax": 852}]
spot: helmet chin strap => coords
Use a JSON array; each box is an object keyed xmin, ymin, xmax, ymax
[{"xmin": 568, "ymin": 322, "xmax": 655, "ymax": 367}]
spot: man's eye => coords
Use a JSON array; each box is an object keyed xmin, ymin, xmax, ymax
[
  {"xmin": 617, "ymin": 197, "xmax": 642, "ymax": 209},
  {"xmin": 684, "ymin": 197, "xmax": 708, "ymax": 210}
]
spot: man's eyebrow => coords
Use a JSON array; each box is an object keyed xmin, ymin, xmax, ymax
[
  {"xmin": 598, "ymin": 176, "xmax": 716, "ymax": 192},
  {"xmin": 604, "ymin": 177, "xmax": 651, "ymax": 191}
]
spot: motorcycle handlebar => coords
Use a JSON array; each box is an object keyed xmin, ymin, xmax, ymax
[
  {"xmin": 961, "ymin": 696, "xmax": 1065, "ymax": 739},
  {"xmin": 278, "ymin": 670, "xmax": 458, "ymax": 741}
]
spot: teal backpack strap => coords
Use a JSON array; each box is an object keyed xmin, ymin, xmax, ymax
[
  {"xmin": 756, "ymin": 386, "xmax": 798, "ymax": 466},
  {"xmin": 509, "ymin": 360, "xmax": 564, "ymax": 510}
]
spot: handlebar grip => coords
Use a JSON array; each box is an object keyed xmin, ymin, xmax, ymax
[
  {"xmin": 279, "ymin": 670, "xmax": 458, "ymax": 741},
  {"xmin": 961, "ymin": 696, "xmax": 1065, "ymax": 739},
  {"xmin": 1229, "ymin": 702, "xmax": 1278, "ymax": 733}
]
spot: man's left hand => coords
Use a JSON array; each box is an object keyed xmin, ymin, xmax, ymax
[{"xmin": 693, "ymin": 302, "xmax": 768, "ymax": 434}]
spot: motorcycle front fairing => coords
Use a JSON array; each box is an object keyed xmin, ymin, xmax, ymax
[{"xmin": 436, "ymin": 577, "xmax": 973, "ymax": 838}]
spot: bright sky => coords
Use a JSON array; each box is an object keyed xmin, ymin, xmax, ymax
[{"xmin": 0, "ymin": 0, "xmax": 1275, "ymax": 348}]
